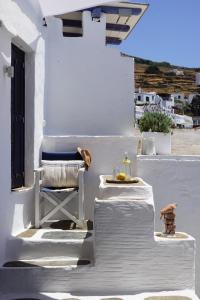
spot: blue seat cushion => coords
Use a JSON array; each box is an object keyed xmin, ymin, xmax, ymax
[
  {"xmin": 42, "ymin": 151, "xmax": 82, "ymax": 161},
  {"xmin": 41, "ymin": 186, "xmax": 77, "ymax": 193}
]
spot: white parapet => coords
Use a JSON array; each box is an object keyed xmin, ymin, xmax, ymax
[{"xmin": 91, "ymin": 177, "xmax": 195, "ymax": 293}]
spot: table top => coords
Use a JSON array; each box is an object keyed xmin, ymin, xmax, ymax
[
  {"xmin": 105, "ymin": 176, "xmax": 141, "ymax": 185},
  {"xmin": 98, "ymin": 175, "xmax": 153, "ymax": 201}
]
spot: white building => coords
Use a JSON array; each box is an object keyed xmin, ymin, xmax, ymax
[
  {"xmin": 172, "ymin": 114, "xmax": 193, "ymax": 129},
  {"xmin": 134, "ymin": 90, "xmax": 174, "ymax": 116},
  {"xmin": 134, "ymin": 89, "xmax": 161, "ymax": 105},
  {"xmin": 172, "ymin": 68, "xmax": 184, "ymax": 76},
  {"xmin": 134, "ymin": 90, "xmax": 193, "ymax": 128},
  {"xmin": 196, "ymin": 73, "xmax": 200, "ymax": 86},
  {"xmin": 0, "ymin": 1, "xmax": 200, "ymax": 299},
  {"xmin": 158, "ymin": 93, "xmax": 175, "ymax": 110},
  {"xmin": 171, "ymin": 92, "xmax": 185, "ymax": 103},
  {"xmin": 0, "ymin": 0, "xmax": 147, "ymax": 252},
  {"xmin": 193, "ymin": 116, "xmax": 200, "ymax": 126}
]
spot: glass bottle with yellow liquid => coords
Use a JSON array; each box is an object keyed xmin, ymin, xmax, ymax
[
  {"xmin": 122, "ymin": 152, "xmax": 132, "ymax": 179},
  {"xmin": 115, "ymin": 152, "xmax": 132, "ymax": 181}
]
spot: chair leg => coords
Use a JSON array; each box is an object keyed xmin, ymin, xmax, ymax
[
  {"xmin": 78, "ymin": 168, "xmax": 85, "ymax": 228},
  {"xmin": 40, "ymin": 191, "xmax": 78, "ymax": 225},
  {"xmin": 34, "ymin": 167, "xmax": 85, "ymax": 229},
  {"xmin": 35, "ymin": 171, "xmax": 41, "ymax": 228}
]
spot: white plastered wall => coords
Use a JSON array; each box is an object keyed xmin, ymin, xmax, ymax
[
  {"xmin": 0, "ymin": 0, "xmax": 136, "ymax": 266},
  {"xmin": 44, "ymin": 11, "xmax": 134, "ymax": 136},
  {"xmin": 0, "ymin": 0, "xmax": 45, "ymax": 264},
  {"xmin": 137, "ymin": 156, "xmax": 200, "ymax": 296},
  {"xmin": 42, "ymin": 10, "xmax": 137, "ymax": 220}
]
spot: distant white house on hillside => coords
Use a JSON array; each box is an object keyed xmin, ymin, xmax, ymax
[
  {"xmin": 134, "ymin": 90, "xmax": 174, "ymax": 113},
  {"xmin": 196, "ymin": 73, "xmax": 200, "ymax": 86},
  {"xmin": 171, "ymin": 92, "xmax": 185, "ymax": 103},
  {"xmin": 158, "ymin": 93, "xmax": 175, "ymax": 112},
  {"xmin": 134, "ymin": 89, "xmax": 161, "ymax": 105},
  {"xmin": 172, "ymin": 114, "xmax": 193, "ymax": 129},
  {"xmin": 172, "ymin": 69, "xmax": 184, "ymax": 76},
  {"xmin": 134, "ymin": 90, "xmax": 193, "ymax": 128}
]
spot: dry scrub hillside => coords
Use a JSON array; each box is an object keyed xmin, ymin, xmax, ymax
[{"xmin": 135, "ymin": 57, "xmax": 200, "ymax": 95}]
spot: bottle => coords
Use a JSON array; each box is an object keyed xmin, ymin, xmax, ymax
[{"xmin": 123, "ymin": 152, "xmax": 132, "ymax": 179}]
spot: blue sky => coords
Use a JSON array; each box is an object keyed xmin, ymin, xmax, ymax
[{"xmin": 118, "ymin": 0, "xmax": 200, "ymax": 68}]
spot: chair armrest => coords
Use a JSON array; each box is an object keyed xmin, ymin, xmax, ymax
[
  {"xmin": 78, "ymin": 167, "xmax": 85, "ymax": 223},
  {"xmin": 34, "ymin": 167, "xmax": 43, "ymax": 173},
  {"xmin": 78, "ymin": 167, "xmax": 85, "ymax": 187},
  {"xmin": 78, "ymin": 167, "xmax": 86, "ymax": 174},
  {"xmin": 34, "ymin": 168, "xmax": 43, "ymax": 188}
]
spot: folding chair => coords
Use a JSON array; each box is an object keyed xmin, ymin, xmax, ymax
[{"xmin": 34, "ymin": 151, "xmax": 85, "ymax": 229}]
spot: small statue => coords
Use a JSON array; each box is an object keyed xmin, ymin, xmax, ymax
[{"xmin": 160, "ymin": 203, "xmax": 177, "ymax": 235}]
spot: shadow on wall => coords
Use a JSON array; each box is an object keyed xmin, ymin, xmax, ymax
[{"xmin": 13, "ymin": 0, "xmax": 44, "ymax": 31}]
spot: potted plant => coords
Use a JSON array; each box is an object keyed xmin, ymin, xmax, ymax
[{"xmin": 138, "ymin": 112, "xmax": 173, "ymax": 155}]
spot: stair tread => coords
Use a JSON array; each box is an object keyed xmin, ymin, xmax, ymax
[
  {"xmin": 41, "ymin": 231, "xmax": 92, "ymax": 240},
  {"xmin": 3, "ymin": 258, "xmax": 91, "ymax": 268},
  {"xmin": 16, "ymin": 229, "xmax": 93, "ymax": 241},
  {"xmin": 17, "ymin": 220, "xmax": 93, "ymax": 239}
]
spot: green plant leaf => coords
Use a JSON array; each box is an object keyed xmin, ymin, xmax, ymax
[{"xmin": 138, "ymin": 112, "xmax": 173, "ymax": 133}]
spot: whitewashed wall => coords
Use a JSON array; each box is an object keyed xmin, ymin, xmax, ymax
[
  {"xmin": 0, "ymin": 0, "xmax": 45, "ymax": 264},
  {"xmin": 137, "ymin": 155, "xmax": 200, "ymax": 296},
  {"xmin": 0, "ymin": 0, "xmax": 135, "ymax": 267},
  {"xmin": 44, "ymin": 11, "xmax": 134, "ymax": 136}
]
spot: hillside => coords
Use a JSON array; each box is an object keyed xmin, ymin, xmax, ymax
[{"xmin": 135, "ymin": 57, "xmax": 200, "ymax": 95}]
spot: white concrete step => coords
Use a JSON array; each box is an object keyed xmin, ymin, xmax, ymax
[
  {"xmin": 1, "ymin": 231, "xmax": 195, "ymax": 294},
  {"xmin": 0, "ymin": 289, "xmax": 199, "ymax": 300},
  {"xmin": 3, "ymin": 258, "xmax": 91, "ymax": 268},
  {"xmin": 7, "ymin": 229, "xmax": 94, "ymax": 260},
  {"xmin": 0, "ymin": 257, "xmax": 92, "ymax": 293}
]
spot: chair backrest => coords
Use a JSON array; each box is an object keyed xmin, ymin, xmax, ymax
[
  {"xmin": 41, "ymin": 151, "xmax": 84, "ymax": 188},
  {"xmin": 42, "ymin": 151, "xmax": 83, "ymax": 161}
]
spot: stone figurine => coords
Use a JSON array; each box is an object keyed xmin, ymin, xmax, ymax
[{"xmin": 160, "ymin": 203, "xmax": 177, "ymax": 235}]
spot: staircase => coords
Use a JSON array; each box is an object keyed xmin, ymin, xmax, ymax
[
  {"xmin": 0, "ymin": 225, "xmax": 94, "ymax": 293},
  {"xmin": 6, "ymin": 228, "xmax": 93, "ymax": 261},
  {"xmin": 0, "ymin": 177, "xmax": 199, "ymax": 300}
]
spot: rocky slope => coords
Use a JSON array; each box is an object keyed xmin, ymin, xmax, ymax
[{"xmin": 135, "ymin": 57, "xmax": 200, "ymax": 95}]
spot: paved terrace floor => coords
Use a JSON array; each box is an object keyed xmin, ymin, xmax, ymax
[{"xmin": 133, "ymin": 128, "xmax": 200, "ymax": 155}]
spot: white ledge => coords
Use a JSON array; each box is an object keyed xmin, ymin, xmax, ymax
[
  {"xmin": 11, "ymin": 186, "xmax": 34, "ymax": 193},
  {"xmin": 137, "ymin": 154, "xmax": 200, "ymax": 161},
  {"xmin": 44, "ymin": 135, "xmax": 138, "ymax": 139}
]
